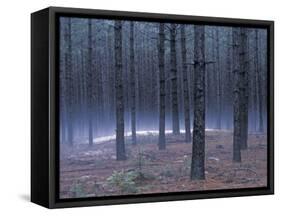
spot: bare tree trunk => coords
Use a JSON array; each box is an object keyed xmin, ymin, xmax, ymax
[
  {"xmin": 215, "ymin": 29, "xmax": 222, "ymax": 129},
  {"xmin": 87, "ymin": 19, "xmax": 94, "ymax": 146},
  {"xmin": 181, "ymin": 25, "xmax": 191, "ymax": 143},
  {"xmin": 65, "ymin": 18, "xmax": 74, "ymax": 147},
  {"xmin": 80, "ymin": 50, "xmax": 87, "ymax": 139},
  {"xmin": 252, "ymin": 30, "xmax": 258, "ymax": 131},
  {"xmin": 232, "ymin": 27, "xmax": 241, "ymax": 162},
  {"xmin": 96, "ymin": 51, "xmax": 105, "ymax": 136},
  {"xmin": 210, "ymin": 29, "xmax": 217, "ymax": 128},
  {"xmin": 240, "ymin": 28, "xmax": 249, "ymax": 150},
  {"xmin": 114, "ymin": 20, "xmax": 126, "ymax": 160},
  {"xmin": 61, "ymin": 52, "xmax": 67, "ymax": 145},
  {"xmin": 255, "ymin": 30, "xmax": 264, "ymax": 133},
  {"xmin": 191, "ymin": 25, "xmax": 206, "ymax": 180},
  {"xmin": 158, "ymin": 23, "xmax": 166, "ymax": 150},
  {"xmin": 225, "ymin": 30, "xmax": 233, "ymax": 129},
  {"xmin": 107, "ymin": 28, "xmax": 116, "ymax": 132},
  {"xmin": 170, "ymin": 24, "xmax": 180, "ymax": 135},
  {"xmin": 129, "ymin": 22, "xmax": 137, "ymax": 145}
]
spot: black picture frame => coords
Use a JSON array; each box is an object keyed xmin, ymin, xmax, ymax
[{"xmin": 31, "ymin": 6, "xmax": 274, "ymax": 209}]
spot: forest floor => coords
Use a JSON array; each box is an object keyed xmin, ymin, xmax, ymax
[{"xmin": 60, "ymin": 130, "xmax": 267, "ymax": 198}]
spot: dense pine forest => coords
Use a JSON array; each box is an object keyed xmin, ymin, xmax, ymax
[{"xmin": 59, "ymin": 17, "xmax": 268, "ymax": 198}]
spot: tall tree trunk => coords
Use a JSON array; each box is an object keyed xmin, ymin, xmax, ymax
[
  {"xmin": 240, "ymin": 28, "xmax": 249, "ymax": 150},
  {"xmin": 130, "ymin": 22, "xmax": 137, "ymax": 145},
  {"xmin": 232, "ymin": 27, "xmax": 241, "ymax": 162},
  {"xmin": 96, "ymin": 51, "xmax": 105, "ymax": 136},
  {"xmin": 65, "ymin": 18, "xmax": 74, "ymax": 147},
  {"xmin": 87, "ymin": 19, "xmax": 94, "ymax": 146},
  {"xmin": 80, "ymin": 50, "xmax": 87, "ymax": 139},
  {"xmin": 210, "ymin": 29, "xmax": 217, "ymax": 128},
  {"xmin": 158, "ymin": 23, "xmax": 166, "ymax": 150},
  {"xmin": 191, "ymin": 25, "xmax": 206, "ymax": 180},
  {"xmin": 181, "ymin": 25, "xmax": 191, "ymax": 143},
  {"xmin": 255, "ymin": 30, "xmax": 264, "ymax": 133},
  {"xmin": 253, "ymin": 29, "xmax": 258, "ymax": 131},
  {"xmin": 61, "ymin": 53, "xmax": 67, "ymax": 145},
  {"xmin": 107, "ymin": 28, "xmax": 116, "ymax": 132},
  {"xmin": 215, "ymin": 29, "xmax": 222, "ymax": 129},
  {"xmin": 170, "ymin": 24, "xmax": 180, "ymax": 135},
  {"xmin": 225, "ymin": 30, "xmax": 233, "ymax": 129},
  {"xmin": 114, "ymin": 20, "xmax": 126, "ymax": 160}
]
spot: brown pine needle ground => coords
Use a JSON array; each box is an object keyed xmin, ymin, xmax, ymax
[{"xmin": 60, "ymin": 130, "xmax": 267, "ymax": 199}]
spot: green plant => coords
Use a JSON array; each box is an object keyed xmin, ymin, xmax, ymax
[
  {"xmin": 90, "ymin": 180, "xmax": 104, "ymax": 196},
  {"xmin": 160, "ymin": 164, "xmax": 175, "ymax": 177},
  {"xmin": 183, "ymin": 155, "xmax": 191, "ymax": 170},
  {"xmin": 182, "ymin": 155, "xmax": 191, "ymax": 174},
  {"xmin": 107, "ymin": 170, "xmax": 138, "ymax": 194},
  {"xmin": 70, "ymin": 181, "xmax": 85, "ymax": 198},
  {"xmin": 136, "ymin": 142, "xmax": 145, "ymax": 172}
]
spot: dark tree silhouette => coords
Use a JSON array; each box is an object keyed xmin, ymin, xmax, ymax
[
  {"xmin": 170, "ymin": 24, "xmax": 180, "ymax": 135},
  {"xmin": 181, "ymin": 25, "xmax": 192, "ymax": 143},
  {"xmin": 254, "ymin": 30, "xmax": 264, "ymax": 133},
  {"xmin": 191, "ymin": 25, "xmax": 206, "ymax": 180},
  {"xmin": 239, "ymin": 28, "xmax": 249, "ymax": 150},
  {"xmin": 225, "ymin": 30, "xmax": 233, "ymax": 130},
  {"xmin": 215, "ymin": 29, "xmax": 222, "ymax": 129},
  {"xmin": 114, "ymin": 20, "xmax": 126, "ymax": 160},
  {"xmin": 232, "ymin": 27, "xmax": 242, "ymax": 162},
  {"xmin": 87, "ymin": 19, "xmax": 94, "ymax": 146},
  {"xmin": 129, "ymin": 22, "xmax": 137, "ymax": 145},
  {"xmin": 64, "ymin": 18, "xmax": 74, "ymax": 147},
  {"xmin": 158, "ymin": 23, "xmax": 166, "ymax": 150}
]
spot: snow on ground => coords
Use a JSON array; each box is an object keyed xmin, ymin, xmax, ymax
[{"xmin": 93, "ymin": 129, "xmax": 227, "ymax": 144}]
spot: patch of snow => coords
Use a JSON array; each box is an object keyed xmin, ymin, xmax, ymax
[
  {"xmin": 208, "ymin": 157, "xmax": 220, "ymax": 162},
  {"xmin": 79, "ymin": 175, "xmax": 91, "ymax": 181},
  {"xmin": 89, "ymin": 128, "xmax": 224, "ymax": 144}
]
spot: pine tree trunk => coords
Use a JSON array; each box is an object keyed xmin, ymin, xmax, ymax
[
  {"xmin": 130, "ymin": 22, "xmax": 137, "ymax": 145},
  {"xmin": 170, "ymin": 24, "xmax": 180, "ymax": 135},
  {"xmin": 232, "ymin": 27, "xmax": 242, "ymax": 162},
  {"xmin": 107, "ymin": 29, "xmax": 116, "ymax": 132},
  {"xmin": 215, "ymin": 29, "xmax": 222, "ymax": 129},
  {"xmin": 114, "ymin": 20, "xmax": 126, "ymax": 160},
  {"xmin": 255, "ymin": 30, "xmax": 264, "ymax": 133},
  {"xmin": 87, "ymin": 19, "xmax": 94, "ymax": 146},
  {"xmin": 191, "ymin": 25, "xmax": 206, "ymax": 180},
  {"xmin": 96, "ymin": 52, "xmax": 105, "ymax": 136},
  {"xmin": 225, "ymin": 30, "xmax": 233, "ymax": 129},
  {"xmin": 253, "ymin": 29, "xmax": 259, "ymax": 132},
  {"xmin": 180, "ymin": 25, "xmax": 191, "ymax": 143},
  {"xmin": 158, "ymin": 23, "xmax": 166, "ymax": 150},
  {"xmin": 61, "ymin": 53, "xmax": 67, "ymax": 145},
  {"xmin": 240, "ymin": 28, "xmax": 249, "ymax": 150},
  {"xmin": 65, "ymin": 18, "xmax": 74, "ymax": 147}
]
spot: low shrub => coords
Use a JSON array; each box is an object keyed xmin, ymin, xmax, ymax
[{"xmin": 107, "ymin": 169, "xmax": 139, "ymax": 194}]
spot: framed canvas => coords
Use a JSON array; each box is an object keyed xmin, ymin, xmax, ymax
[{"xmin": 31, "ymin": 6, "xmax": 274, "ymax": 208}]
